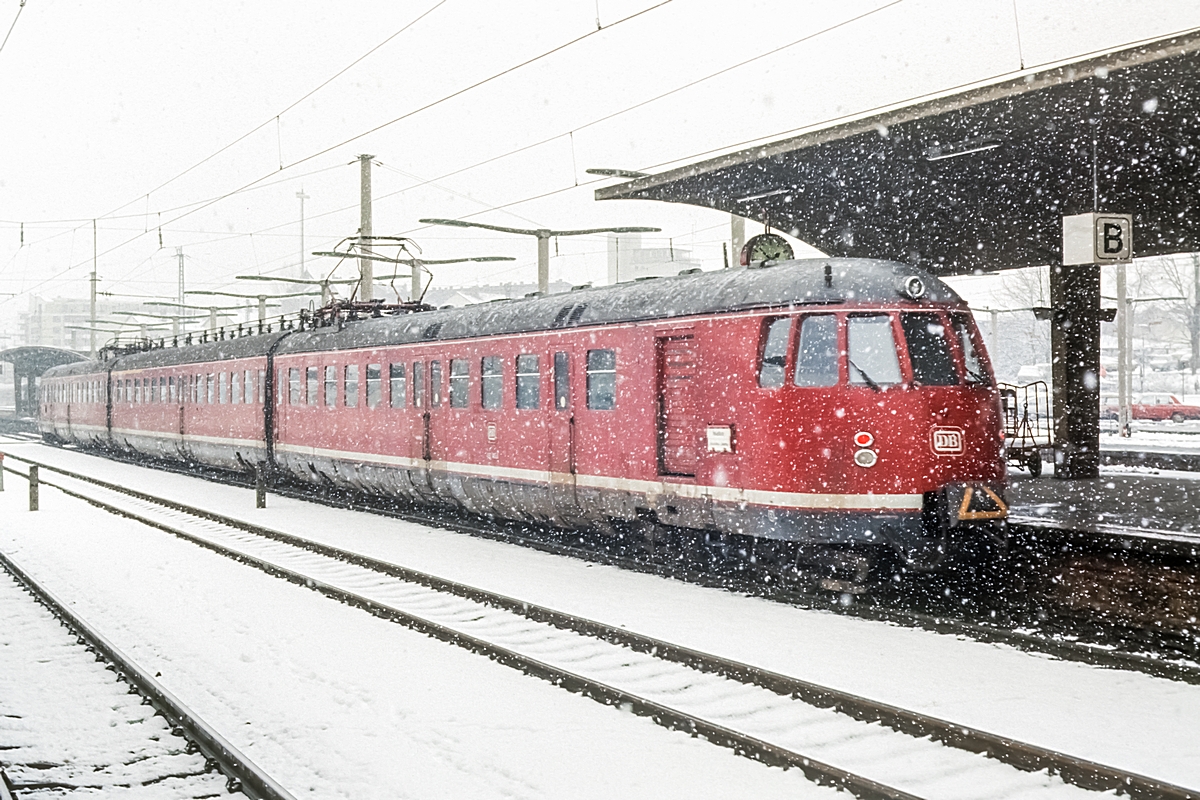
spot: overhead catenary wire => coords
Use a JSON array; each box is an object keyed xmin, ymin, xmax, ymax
[
  {"xmin": 9, "ymin": 6, "xmax": 1188, "ymax": 304},
  {"xmin": 89, "ymin": 0, "xmax": 450, "ymax": 223},
  {"xmin": 0, "ymin": 0, "xmax": 25, "ymax": 60},
  {"xmin": 5, "ymin": 1, "xmax": 674, "ymax": 302}
]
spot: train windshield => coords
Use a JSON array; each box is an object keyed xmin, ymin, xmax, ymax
[
  {"xmin": 846, "ymin": 315, "xmax": 901, "ymax": 387},
  {"xmin": 900, "ymin": 313, "xmax": 958, "ymax": 386},
  {"xmin": 794, "ymin": 314, "xmax": 838, "ymax": 387},
  {"xmin": 951, "ymin": 313, "xmax": 992, "ymax": 385}
]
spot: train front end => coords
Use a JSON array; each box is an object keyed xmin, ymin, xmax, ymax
[{"xmin": 740, "ymin": 266, "xmax": 1008, "ymax": 573}]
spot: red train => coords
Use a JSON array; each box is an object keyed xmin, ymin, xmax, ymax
[{"xmin": 39, "ymin": 258, "xmax": 1007, "ymax": 575}]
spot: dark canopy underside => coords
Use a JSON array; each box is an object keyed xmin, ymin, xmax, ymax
[
  {"xmin": 597, "ymin": 28, "xmax": 1200, "ymax": 275},
  {"xmin": 0, "ymin": 346, "xmax": 85, "ymax": 374}
]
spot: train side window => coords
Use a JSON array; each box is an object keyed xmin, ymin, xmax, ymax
[
  {"xmin": 481, "ymin": 356, "xmax": 502, "ymax": 410},
  {"xmin": 429, "ymin": 361, "xmax": 442, "ymax": 407},
  {"xmin": 289, "ymin": 368, "xmax": 301, "ymax": 405},
  {"xmin": 847, "ymin": 315, "xmax": 902, "ymax": 387},
  {"xmin": 207, "ymin": 374, "xmax": 215, "ymax": 405},
  {"xmin": 345, "ymin": 364, "xmax": 359, "ymax": 408},
  {"xmin": 794, "ymin": 314, "xmax": 839, "ymax": 387},
  {"xmin": 245, "ymin": 369, "xmax": 255, "ymax": 404},
  {"xmin": 306, "ymin": 367, "xmax": 318, "ymax": 406},
  {"xmin": 516, "ymin": 354, "xmax": 539, "ymax": 409},
  {"xmin": 218, "ymin": 372, "xmax": 228, "ymax": 404},
  {"xmin": 951, "ymin": 314, "xmax": 992, "ymax": 385},
  {"xmin": 900, "ymin": 313, "xmax": 957, "ymax": 386},
  {"xmin": 449, "ymin": 359, "xmax": 470, "ymax": 408},
  {"xmin": 412, "ymin": 362, "xmax": 425, "ymax": 408},
  {"xmin": 553, "ymin": 351, "xmax": 569, "ymax": 410},
  {"xmin": 390, "ymin": 363, "xmax": 407, "ymax": 408},
  {"xmin": 758, "ymin": 317, "xmax": 792, "ymax": 388},
  {"xmin": 324, "ymin": 365, "xmax": 337, "ymax": 407},
  {"xmin": 367, "ymin": 364, "xmax": 382, "ymax": 409},
  {"xmin": 258, "ymin": 369, "xmax": 266, "ymax": 404},
  {"xmin": 231, "ymin": 371, "xmax": 241, "ymax": 405},
  {"xmin": 169, "ymin": 376, "xmax": 177, "ymax": 403},
  {"xmin": 586, "ymin": 349, "xmax": 616, "ymax": 410}
]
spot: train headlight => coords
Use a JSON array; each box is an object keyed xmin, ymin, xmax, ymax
[
  {"xmin": 854, "ymin": 449, "xmax": 878, "ymax": 468},
  {"xmin": 900, "ymin": 276, "xmax": 926, "ymax": 299}
]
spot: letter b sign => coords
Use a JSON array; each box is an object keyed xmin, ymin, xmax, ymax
[
  {"xmin": 1096, "ymin": 216, "xmax": 1131, "ymax": 261},
  {"xmin": 1062, "ymin": 213, "xmax": 1133, "ymax": 264}
]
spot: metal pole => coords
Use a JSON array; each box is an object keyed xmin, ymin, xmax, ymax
[
  {"xmin": 296, "ymin": 188, "xmax": 310, "ymax": 278},
  {"xmin": 731, "ymin": 214, "xmax": 746, "ymax": 265},
  {"xmin": 358, "ymin": 155, "xmax": 374, "ymax": 302},
  {"xmin": 0, "ymin": 453, "xmax": 5, "ymax": 492},
  {"xmin": 257, "ymin": 296, "xmax": 267, "ymax": 321},
  {"xmin": 28, "ymin": 465, "xmax": 38, "ymax": 511},
  {"xmin": 209, "ymin": 308, "xmax": 218, "ymax": 332},
  {"xmin": 1117, "ymin": 262, "xmax": 1131, "ymax": 436},
  {"xmin": 90, "ymin": 220, "xmax": 98, "ymax": 358},
  {"xmin": 411, "ymin": 260, "xmax": 421, "ymax": 303},
  {"xmin": 175, "ymin": 246, "xmax": 185, "ymax": 338},
  {"xmin": 537, "ymin": 232, "xmax": 550, "ymax": 295}
]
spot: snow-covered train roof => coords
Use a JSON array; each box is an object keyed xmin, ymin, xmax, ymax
[
  {"xmin": 277, "ymin": 258, "xmax": 962, "ymax": 356},
  {"xmin": 44, "ymin": 258, "xmax": 963, "ymax": 377}
]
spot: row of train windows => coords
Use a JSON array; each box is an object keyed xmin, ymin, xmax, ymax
[
  {"xmin": 758, "ymin": 312, "xmax": 990, "ymax": 389},
  {"xmin": 112, "ymin": 370, "xmax": 266, "ymax": 405},
  {"xmin": 284, "ymin": 350, "xmax": 618, "ymax": 411},
  {"xmin": 46, "ymin": 380, "xmax": 103, "ymax": 405}
]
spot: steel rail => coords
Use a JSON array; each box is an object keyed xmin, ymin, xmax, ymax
[
  {"xmin": 7, "ymin": 445, "xmax": 1200, "ymax": 688},
  {"xmin": 0, "ymin": 546, "xmax": 297, "ymax": 800},
  {"xmin": 11, "ymin": 444, "xmax": 1200, "ymax": 686},
  {"xmin": 5, "ymin": 455, "xmax": 1199, "ymax": 800},
  {"xmin": 0, "ymin": 462, "xmax": 919, "ymax": 800}
]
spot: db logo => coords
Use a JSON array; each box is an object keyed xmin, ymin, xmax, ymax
[{"xmin": 931, "ymin": 427, "xmax": 964, "ymax": 455}]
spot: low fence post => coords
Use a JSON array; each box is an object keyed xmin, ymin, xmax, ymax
[
  {"xmin": 28, "ymin": 465, "xmax": 38, "ymax": 512},
  {"xmin": 255, "ymin": 464, "xmax": 267, "ymax": 509}
]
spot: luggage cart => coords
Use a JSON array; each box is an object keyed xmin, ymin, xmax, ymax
[{"xmin": 999, "ymin": 381, "xmax": 1052, "ymax": 477}]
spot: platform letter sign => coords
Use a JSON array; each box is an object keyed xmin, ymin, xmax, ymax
[{"xmin": 1062, "ymin": 212, "xmax": 1133, "ymax": 264}]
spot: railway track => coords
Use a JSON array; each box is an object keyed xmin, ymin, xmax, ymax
[
  {"xmin": 0, "ymin": 547, "xmax": 295, "ymax": 800},
  {"xmin": 5, "ymin": 441, "xmax": 1199, "ymax": 684},
  {"xmin": 2, "ymin": 453, "xmax": 1195, "ymax": 800}
]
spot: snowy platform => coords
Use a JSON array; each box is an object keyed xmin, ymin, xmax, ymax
[{"xmin": 1009, "ymin": 468, "xmax": 1200, "ymax": 551}]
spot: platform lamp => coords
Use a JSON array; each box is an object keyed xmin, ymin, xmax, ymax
[
  {"xmin": 418, "ymin": 219, "xmax": 661, "ymax": 295},
  {"xmin": 188, "ymin": 289, "xmax": 320, "ymax": 321},
  {"xmin": 112, "ymin": 310, "xmax": 214, "ymax": 337},
  {"xmin": 235, "ymin": 274, "xmax": 355, "ymax": 306},
  {"xmin": 144, "ymin": 301, "xmax": 262, "ymax": 332}
]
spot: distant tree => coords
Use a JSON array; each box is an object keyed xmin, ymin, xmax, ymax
[{"xmin": 1158, "ymin": 253, "xmax": 1200, "ymax": 374}]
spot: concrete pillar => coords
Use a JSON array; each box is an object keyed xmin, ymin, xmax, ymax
[{"xmin": 1050, "ymin": 262, "xmax": 1102, "ymax": 478}]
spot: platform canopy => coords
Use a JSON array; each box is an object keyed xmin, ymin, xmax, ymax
[
  {"xmin": 0, "ymin": 346, "xmax": 86, "ymax": 374},
  {"xmin": 597, "ymin": 28, "xmax": 1200, "ymax": 275}
]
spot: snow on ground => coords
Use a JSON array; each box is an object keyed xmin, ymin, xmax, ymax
[
  {"xmin": 0, "ymin": 458, "xmax": 843, "ymax": 800},
  {"xmin": 0, "ymin": 568, "xmax": 228, "ymax": 798},
  {"xmin": 3, "ymin": 442, "xmax": 1200, "ymax": 791}
]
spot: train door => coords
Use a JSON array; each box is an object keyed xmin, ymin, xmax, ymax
[
  {"xmin": 656, "ymin": 335, "xmax": 699, "ymax": 476},
  {"xmin": 548, "ymin": 350, "xmax": 577, "ymax": 518}
]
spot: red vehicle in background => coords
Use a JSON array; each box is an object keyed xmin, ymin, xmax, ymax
[{"xmin": 1101, "ymin": 393, "xmax": 1200, "ymax": 422}]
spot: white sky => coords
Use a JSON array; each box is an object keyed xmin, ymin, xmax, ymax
[{"xmin": 1, "ymin": 0, "xmax": 1198, "ymax": 331}]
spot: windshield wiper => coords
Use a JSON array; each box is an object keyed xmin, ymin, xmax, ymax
[
  {"xmin": 848, "ymin": 358, "xmax": 882, "ymax": 392},
  {"xmin": 965, "ymin": 366, "xmax": 989, "ymax": 384}
]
